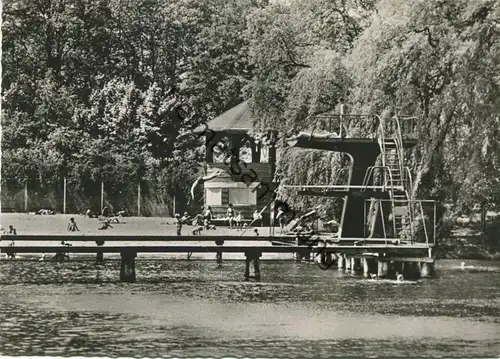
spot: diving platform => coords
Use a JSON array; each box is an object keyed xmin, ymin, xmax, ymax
[{"xmin": 287, "ymin": 133, "xmax": 418, "ymax": 152}]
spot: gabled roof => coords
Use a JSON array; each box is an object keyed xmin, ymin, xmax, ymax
[{"xmin": 205, "ymin": 101, "xmax": 254, "ymax": 133}]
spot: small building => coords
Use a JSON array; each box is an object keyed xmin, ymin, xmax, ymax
[{"xmin": 201, "ymin": 101, "xmax": 277, "ymax": 222}]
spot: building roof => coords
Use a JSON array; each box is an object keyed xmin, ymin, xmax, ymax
[{"xmin": 205, "ymin": 101, "xmax": 254, "ymax": 133}]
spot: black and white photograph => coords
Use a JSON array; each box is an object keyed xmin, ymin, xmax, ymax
[{"xmin": 1, "ymin": 0, "xmax": 500, "ymax": 358}]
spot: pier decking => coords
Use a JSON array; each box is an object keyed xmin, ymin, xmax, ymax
[{"xmin": 1, "ymin": 233, "xmax": 435, "ymax": 282}]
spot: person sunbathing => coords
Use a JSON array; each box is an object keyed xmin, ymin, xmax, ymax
[
  {"xmin": 98, "ymin": 221, "xmax": 113, "ymax": 230},
  {"xmin": 67, "ymin": 217, "xmax": 80, "ymax": 232}
]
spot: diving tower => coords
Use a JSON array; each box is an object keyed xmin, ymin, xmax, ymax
[{"xmin": 282, "ymin": 112, "xmax": 436, "ymax": 250}]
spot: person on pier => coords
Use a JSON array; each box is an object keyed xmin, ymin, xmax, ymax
[
  {"xmin": 235, "ymin": 211, "xmax": 243, "ymax": 230},
  {"xmin": 8, "ymin": 225, "xmax": 17, "ymax": 235},
  {"xmin": 98, "ymin": 220, "xmax": 113, "ymax": 230},
  {"xmin": 101, "ymin": 205, "xmax": 110, "ymax": 218},
  {"xmin": 180, "ymin": 212, "xmax": 191, "ymax": 224},
  {"xmin": 276, "ymin": 206, "xmax": 287, "ymax": 233},
  {"xmin": 252, "ymin": 210, "xmax": 263, "ymax": 227},
  {"xmin": 226, "ymin": 204, "xmax": 235, "ymax": 229},
  {"xmin": 175, "ymin": 213, "xmax": 183, "ymax": 235},
  {"xmin": 67, "ymin": 217, "xmax": 80, "ymax": 232}
]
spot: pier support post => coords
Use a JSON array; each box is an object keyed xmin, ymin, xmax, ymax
[
  {"xmin": 96, "ymin": 239, "xmax": 105, "ymax": 263},
  {"xmin": 337, "ymin": 254, "xmax": 345, "ymax": 270},
  {"xmin": 363, "ymin": 258, "xmax": 377, "ymax": 277},
  {"xmin": 293, "ymin": 236, "xmax": 302, "ymax": 262},
  {"xmin": 377, "ymin": 260, "xmax": 389, "ymax": 278},
  {"xmin": 351, "ymin": 258, "xmax": 362, "ymax": 272},
  {"xmin": 420, "ymin": 261, "xmax": 435, "ymax": 278},
  {"xmin": 215, "ymin": 239, "xmax": 224, "ymax": 264},
  {"xmin": 120, "ymin": 251, "xmax": 137, "ymax": 283},
  {"xmin": 253, "ymin": 258, "xmax": 261, "ymax": 281},
  {"xmin": 401, "ymin": 262, "xmax": 420, "ymax": 279},
  {"xmin": 244, "ymin": 258, "xmax": 250, "ymax": 279},
  {"xmin": 244, "ymin": 251, "xmax": 262, "ymax": 281},
  {"xmin": 345, "ymin": 255, "xmax": 352, "ymax": 270}
]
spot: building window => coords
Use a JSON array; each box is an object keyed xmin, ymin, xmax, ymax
[
  {"xmin": 260, "ymin": 144, "xmax": 269, "ymax": 163},
  {"xmin": 228, "ymin": 188, "xmax": 257, "ymax": 205},
  {"xmin": 206, "ymin": 188, "xmax": 222, "ymax": 205}
]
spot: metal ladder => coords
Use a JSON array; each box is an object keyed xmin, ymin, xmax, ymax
[{"xmin": 378, "ymin": 117, "xmax": 414, "ymax": 239}]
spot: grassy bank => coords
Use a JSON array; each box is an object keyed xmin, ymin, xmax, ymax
[
  {"xmin": 436, "ymin": 240, "xmax": 500, "ymax": 260},
  {"xmin": 2, "ymin": 212, "xmax": 500, "ymax": 261},
  {"xmin": 436, "ymin": 215, "xmax": 500, "ymax": 260}
]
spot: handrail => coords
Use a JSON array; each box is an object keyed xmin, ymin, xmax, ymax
[
  {"xmin": 375, "ymin": 115, "xmax": 387, "ymax": 169},
  {"xmin": 388, "ymin": 116, "xmax": 405, "ymax": 180},
  {"xmin": 403, "ymin": 166, "xmax": 414, "ymax": 199},
  {"xmin": 419, "ymin": 201, "xmax": 429, "ymax": 245},
  {"xmin": 361, "ymin": 166, "xmax": 395, "ymax": 193},
  {"xmin": 379, "ymin": 200, "xmax": 387, "ymax": 242},
  {"xmin": 338, "ymin": 152, "xmax": 355, "ymax": 238}
]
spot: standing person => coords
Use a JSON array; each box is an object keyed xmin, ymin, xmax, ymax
[
  {"xmin": 203, "ymin": 206, "xmax": 213, "ymax": 230},
  {"xmin": 252, "ymin": 210, "xmax": 263, "ymax": 227},
  {"xmin": 175, "ymin": 213, "xmax": 182, "ymax": 236},
  {"xmin": 235, "ymin": 211, "xmax": 242, "ymax": 231},
  {"xmin": 276, "ymin": 206, "xmax": 286, "ymax": 233},
  {"xmin": 226, "ymin": 204, "xmax": 235, "ymax": 229},
  {"xmin": 8, "ymin": 225, "xmax": 17, "ymax": 235},
  {"xmin": 67, "ymin": 217, "xmax": 80, "ymax": 232},
  {"xmin": 101, "ymin": 206, "xmax": 110, "ymax": 218}
]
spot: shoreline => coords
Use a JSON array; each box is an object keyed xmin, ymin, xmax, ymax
[{"xmin": 2, "ymin": 213, "xmax": 500, "ymax": 261}]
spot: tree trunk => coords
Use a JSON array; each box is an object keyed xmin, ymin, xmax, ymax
[{"xmin": 481, "ymin": 202, "xmax": 487, "ymax": 243}]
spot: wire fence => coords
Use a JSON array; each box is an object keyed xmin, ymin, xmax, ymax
[{"xmin": 1, "ymin": 177, "xmax": 175, "ymax": 217}]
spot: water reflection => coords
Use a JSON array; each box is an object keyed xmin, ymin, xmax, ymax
[{"xmin": 1, "ymin": 259, "xmax": 499, "ymax": 357}]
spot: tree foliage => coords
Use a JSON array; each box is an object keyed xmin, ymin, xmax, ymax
[{"xmin": 2, "ymin": 0, "xmax": 499, "ymax": 222}]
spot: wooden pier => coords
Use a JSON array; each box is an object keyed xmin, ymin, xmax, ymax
[{"xmin": 0, "ymin": 234, "xmax": 435, "ymax": 282}]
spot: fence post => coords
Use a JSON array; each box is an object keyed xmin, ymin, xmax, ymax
[
  {"xmin": 63, "ymin": 176, "xmax": 67, "ymax": 214},
  {"xmin": 137, "ymin": 183, "xmax": 141, "ymax": 217},
  {"xmin": 24, "ymin": 180, "xmax": 28, "ymax": 212},
  {"xmin": 101, "ymin": 181, "xmax": 104, "ymax": 211}
]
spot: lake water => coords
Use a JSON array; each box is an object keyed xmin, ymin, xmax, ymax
[{"xmin": 1, "ymin": 258, "xmax": 499, "ymax": 358}]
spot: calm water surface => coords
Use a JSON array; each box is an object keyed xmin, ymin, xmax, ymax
[{"xmin": 1, "ymin": 258, "xmax": 499, "ymax": 358}]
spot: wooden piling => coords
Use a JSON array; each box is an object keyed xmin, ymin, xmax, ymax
[
  {"xmin": 120, "ymin": 251, "xmax": 137, "ymax": 282},
  {"xmin": 253, "ymin": 258, "xmax": 261, "ymax": 281},
  {"xmin": 351, "ymin": 257, "xmax": 362, "ymax": 272},
  {"xmin": 420, "ymin": 261, "xmax": 435, "ymax": 278},
  {"xmin": 337, "ymin": 254, "xmax": 345, "ymax": 270},
  {"xmin": 345, "ymin": 255, "xmax": 352, "ymax": 270},
  {"xmin": 244, "ymin": 251, "xmax": 262, "ymax": 281},
  {"xmin": 363, "ymin": 258, "xmax": 377, "ymax": 277},
  {"xmin": 377, "ymin": 260, "xmax": 389, "ymax": 278},
  {"xmin": 244, "ymin": 258, "xmax": 251, "ymax": 280},
  {"xmin": 215, "ymin": 238, "xmax": 224, "ymax": 264}
]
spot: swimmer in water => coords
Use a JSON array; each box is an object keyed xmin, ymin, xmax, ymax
[{"xmin": 396, "ymin": 272, "xmax": 404, "ymax": 282}]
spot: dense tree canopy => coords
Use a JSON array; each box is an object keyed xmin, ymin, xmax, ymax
[{"xmin": 2, "ymin": 0, "xmax": 499, "ymax": 223}]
